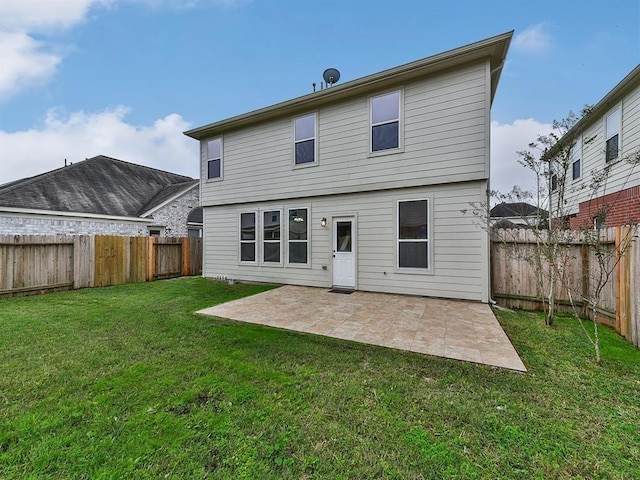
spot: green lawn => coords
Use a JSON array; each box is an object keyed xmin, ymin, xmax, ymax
[{"xmin": 1, "ymin": 278, "xmax": 639, "ymax": 479}]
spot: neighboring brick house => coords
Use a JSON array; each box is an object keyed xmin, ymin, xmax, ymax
[
  {"xmin": 550, "ymin": 64, "xmax": 640, "ymax": 229},
  {"xmin": 0, "ymin": 155, "xmax": 199, "ymax": 237}
]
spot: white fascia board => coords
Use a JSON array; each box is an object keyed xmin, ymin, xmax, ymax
[{"xmin": 0, "ymin": 206, "xmax": 153, "ymax": 224}]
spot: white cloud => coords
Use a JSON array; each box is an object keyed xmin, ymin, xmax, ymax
[
  {"xmin": 0, "ymin": 0, "xmax": 103, "ymax": 31},
  {"xmin": 0, "ymin": 31, "xmax": 61, "ymax": 98},
  {"xmin": 0, "ymin": 107, "xmax": 199, "ymax": 184},
  {"xmin": 491, "ymin": 118, "xmax": 553, "ymax": 197},
  {"xmin": 0, "ymin": 0, "xmax": 248, "ymax": 100},
  {"xmin": 0, "ymin": 0, "xmax": 110, "ymax": 100},
  {"xmin": 513, "ymin": 23, "xmax": 552, "ymax": 55}
]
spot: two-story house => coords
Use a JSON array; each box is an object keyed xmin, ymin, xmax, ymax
[
  {"xmin": 551, "ymin": 64, "xmax": 640, "ymax": 229},
  {"xmin": 184, "ymin": 32, "xmax": 513, "ymax": 303}
]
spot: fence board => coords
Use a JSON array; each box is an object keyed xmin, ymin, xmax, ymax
[
  {"xmin": 147, "ymin": 237, "xmax": 157, "ymax": 282},
  {"xmin": 189, "ymin": 238, "xmax": 203, "ymax": 276},
  {"xmin": 182, "ymin": 238, "xmax": 190, "ymax": 277},
  {"xmin": 74, "ymin": 235, "xmax": 94, "ymax": 288},
  {"xmin": 631, "ymin": 233, "xmax": 640, "ymax": 347},
  {"xmin": 129, "ymin": 237, "xmax": 148, "ymax": 283},
  {"xmin": 94, "ymin": 236, "xmax": 127, "ymax": 287},
  {"xmin": 616, "ymin": 226, "xmax": 633, "ymax": 341}
]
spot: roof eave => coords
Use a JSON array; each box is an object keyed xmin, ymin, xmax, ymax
[
  {"xmin": 544, "ymin": 63, "xmax": 640, "ymax": 160},
  {"xmin": 184, "ymin": 31, "xmax": 513, "ymax": 140},
  {"xmin": 0, "ymin": 206, "xmax": 155, "ymax": 223}
]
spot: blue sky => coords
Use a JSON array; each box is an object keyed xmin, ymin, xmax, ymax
[{"xmin": 0, "ymin": 0, "xmax": 639, "ymax": 194}]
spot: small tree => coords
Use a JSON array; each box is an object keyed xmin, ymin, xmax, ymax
[
  {"xmin": 563, "ymin": 150, "xmax": 640, "ymax": 364},
  {"xmin": 465, "ymin": 112, "xmax": 584, "ymax": 326}
]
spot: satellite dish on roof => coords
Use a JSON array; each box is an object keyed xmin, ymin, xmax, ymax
[{"xmin": 323, "ymin": 68, "xmax": 340, "ymax": 86}]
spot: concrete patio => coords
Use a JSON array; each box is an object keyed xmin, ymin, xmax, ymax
[{"xmin": 198, "ymin": 285, "xmax": 527, "ymax": 372}]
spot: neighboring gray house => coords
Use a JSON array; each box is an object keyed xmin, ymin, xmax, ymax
[
  {"xmin": 550, "ymin": 64, "xmax": 640, "ymax": 229},
  {"xmin": 490, "ymin": 202, "xmax": 545, "ymax": 228},
  {"xmin": 0, "ymin": 155, "xmax": 200, "ymax": 237},
  {"xmin": 184, "ymin": 32, "xmax": 512, "ymax": 302}
]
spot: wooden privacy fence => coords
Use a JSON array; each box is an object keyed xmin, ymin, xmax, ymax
[
  {"xmin": 491, "ymin": 226, "xmax": 640, "ymax": 347},
  {"xmin": 0, "ymin": 235, "xmax": 202, "ymax": 297}
]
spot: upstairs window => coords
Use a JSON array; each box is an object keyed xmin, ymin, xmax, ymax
[
  {"xmin": 371, "ymin": 91, "xmax": 401, "ymax": 152},
  {"xmin": 551, "ymin": 173, "xmax": 558, "ymax": 192},
  {"xmin": 571, "ymin": 138, "xmax": 582, "ymax": 180},
  {"xmin": 206, "ymin": 138, "xmax": 222, "ymax": 179},
  {"xmin": 262, "ymin": 210, "xmax": 282, "ymax": 264},
  {"xmin": 288, "ymin": 208, "xmax": 309, "ymax": 265},
  {"xmin": 294, "ymin": 114, "xmax": 316, "ymax": 165},
  {"xmin": 239, "ymin": 212, "xmax": 256, "ymax": 262},
  {"xmin": 398, "ymin": 199, "xmax": 429, "ymax": 270},
  {"xmin": 605, "ymin": 108, "xmax": 620, "ymax": 163}
]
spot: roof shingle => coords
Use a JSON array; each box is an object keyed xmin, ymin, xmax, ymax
[{"xmin": 0, "ymin": 156, "xmax": 196, "ymax": 218}]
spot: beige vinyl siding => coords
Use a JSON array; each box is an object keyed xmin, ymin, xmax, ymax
[
  {"xmin": 200, "ymin": 61, "xmax": 489, "ymax": 207},
  {"xmin": 202, "ymin": 181, "xmax": 488, "ymax": 302},
  {"xmin": 562, "ymin": 82, "xmax": 640, "ymax": 213}
]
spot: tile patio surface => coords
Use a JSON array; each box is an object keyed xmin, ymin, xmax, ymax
[{"xmin": 198, "ymin": 285, "xmax": 527, "ymax": 372}]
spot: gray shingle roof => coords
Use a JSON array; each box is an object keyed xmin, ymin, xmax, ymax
[
  {"xmin": 490, "ymin": 202, "xmax": 542, "ymax": 218},
  {"xmin": 187, "ymin": 206, "xmax": 203, "ymax": 224},
  {"xmin": 0, "ymin": 155, "xmax": 197, "ymax": 218}
]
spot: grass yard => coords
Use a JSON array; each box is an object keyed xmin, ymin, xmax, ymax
[{"xmin": 1, "ymin": 278, "xmax": 639, "ymax": 479}]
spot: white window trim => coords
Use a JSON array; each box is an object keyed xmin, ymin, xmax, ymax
[
  {"xmin": 604, "ymin": 106, "xmax": 621, "ymax": 163},
  {"xmin": 286, "ymin": 206, "xmax": 311, "ymax": 268},
  {"xmin": 148, "ymin": 226, "xmax": 165, "ymax": 237},
  {"xmin": 238, "ymin": 211, "xmax": 257, "ymax": 264},
  {"xmin": 571, "ymin": 137, "xmax": 582, "ymax": 182},
  {"xmin": 369, "ymin": 88, "xmax": 404, "ymax": 157},
  {"xmin": 292, "ymin": 112, "xmax": 318, "ymax": 169},
  {"xmin": 205, "ymin": 137, "xmax": 224, "ymax": 182},
  {"xmin": 260, "ymin": 208, "xmax": 283, "ymax": 266},
  {"xmin": 395, "ymin": 196, "xmax": 433, "ymax": 274}
]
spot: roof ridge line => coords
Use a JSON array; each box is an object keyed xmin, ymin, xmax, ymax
[
  {"xmin": 96, "ymin": 155, "xmax": 196, "ymax": 180},
  {"xmin": 0, "ymin": 161, "xmax": 83, "ymax": 195}
]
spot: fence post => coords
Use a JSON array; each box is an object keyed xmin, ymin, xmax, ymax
[
  {"xmin": 181, "ymin": 237, "xmax": 190, "ymax": 277},
  {"xmin": 73, "ymin": 235, "xmax": 94, "ymax": 289},
  {"xmin": 146, "ymin": 236, "xmax": 157, "ymax": 282},
  {"xmin": 623, "ymin": 226, "xmax": 632, "ymax": 341},
  {"xmin": 631, "ymin": 226, "xmax": 639, "ymax": 347},
  {"xmin": 614, "ymin": 226, "xmax": 633, "ymax": 341},
  {"xmin": 581, "ymin": 243, "xmax": 590, "ymax": 317}
]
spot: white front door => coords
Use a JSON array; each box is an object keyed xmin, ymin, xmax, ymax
[{"xmin": 332, "ymin": 217, "xmax": 356, "ymax": 288}]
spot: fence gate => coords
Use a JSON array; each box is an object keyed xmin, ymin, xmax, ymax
[{"xmin": 153, "ymin": 238, "xmax": 183, "ymax": 280}]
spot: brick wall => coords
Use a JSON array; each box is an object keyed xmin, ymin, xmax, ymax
[
  {"xmin": 0, "ymin": 215, "xmax": 148, "ymax": 236},
  {"xmin": 570, "ymin": 185, "xmax": 640, "ymax": 229},
  {"xmin": 145, "ymin": 186, "xmax": 199, "ymax": 237},
  {"xmin": 0, "ymin": 186, "xmax": 200, "ymax": 237}
]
